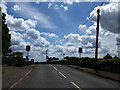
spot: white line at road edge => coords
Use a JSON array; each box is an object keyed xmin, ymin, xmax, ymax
[
  {"xmin": 58, "ymin": 71, "xmax": 67, "ymax": 78},
  {"xmin": 71, "ymin": 82, "xmax": 82, "ymax": 90},
  {"xmin": 8, "ymin": 68, "xmax": 33, "ymax": 90}
]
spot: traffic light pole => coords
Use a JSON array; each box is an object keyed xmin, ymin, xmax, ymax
[
  {"xmin": 46, "ymin": 50, "xmax": 48, "ymax": 62},
  {"xmin": 27, "ymin": 51, "xmax": 29, "ymax": 60},
  {"xmin": 95, "ymin": 9, "xmax": 100, "ymax": 71},
  {"xmin": 79, "ymin": 53, "xmax": 81, "ymax": 58}
]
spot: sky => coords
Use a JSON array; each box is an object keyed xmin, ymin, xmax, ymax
[{"xmin": 0, "ymin": 0, "xmax": 119, "ymax": 62}]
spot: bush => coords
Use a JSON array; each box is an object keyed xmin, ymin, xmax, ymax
[
  {"xmin": 26, "ymin": 61, "xmax": 34, "ymax": 65},
  {"xmin": 97, "ymin": 58, "xmax": 120, "ymax": 73},
  {"xmin": 97, "ymin": 58, "xmax": 120, "ymax": 65},
  {"xmin": 65, "ymin": 57, "xmax": 81, "ymax": 62},
  {"xmin": 80, "ymin": 58, "xmax": 95, "ymax": 68},
  {"xmin": 103, "ymin": 53, "xmax": 112, "ymax": 59},
  {"xmin": 15, "ymin": 58, "xmax": 26, "ymax": 67}
]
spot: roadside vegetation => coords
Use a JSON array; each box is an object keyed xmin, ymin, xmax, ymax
[{"xmin": 64, "ymin": 54, "xmax": 120, "ymax": 74}]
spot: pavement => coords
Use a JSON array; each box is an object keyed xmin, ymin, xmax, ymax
[
  {"xmin": 67, "ymin": 65, "xmax": 120, "ymax": 82},
  {"xmin": 2, "ymin": 65, "xmax": 34, "ymax": 89},
  {"xmin": 14, "ymin": 64, "xmax": 120, "ymax": 89}
]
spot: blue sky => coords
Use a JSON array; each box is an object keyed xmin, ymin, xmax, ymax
[
  {"xmin": 6, "ymin": 2, "xmax": 106, "ymax": 42},
  {"xmin": 6, "ymin": 2, "xmax": 103, "ymax": 35},
  {"xmin": 1, "ymin": 1, "xmax": 119, "ymax": 62}
]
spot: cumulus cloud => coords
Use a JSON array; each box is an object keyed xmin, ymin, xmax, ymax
[
  {"xmin": 48, "ymin": 33, "xmax": 58, "ymax": 38},
  {"xmin": 63, "ymin": 0, "xmax": 119, "ymax": 4},
  {"xmin": 54, "ymin": 4, "xmax": 59, "ymax": 10},
  {"xmin": 116, "ymin": 36, "xmax": 120, "ymax": 45},
  {"xmin": 86, "ymin": 25, "xmax": 96, "ymax": 36},
  {"xmin": 9, "ymin": 31, "xmax": 31, "ymax": 52},
  {"xmin": 104, "ymin": 31, "xmax": 115, "ymax": 37},
  {"xmin": 90, "ymin": 3, "xmax": 119, "ymax": 33},
  {"xmin": 12, "ymin": 5, "xmax": 21, "ymax": 11},
  {"xmin": 60, "ymin": 5, "xmax": 68, "ymax": 11},
  {"xmin": 55, "ymin": 45, "xmax": 64, "ymax": 53},
  {"xmin": 34, "ymin": 37, "xmax": 50, "ymax": 47},
  {"xmin": 11, "ymin": 42, "xmax": 26, "ymax": 51},
  {"xmin": 79, "ymin": 24, "xmax": 87, "ymax": 31},
  {"xmin": 64, "ymin": 6, "xmax": 68, "ymax": 11},
  {"xmin": 0, "ymin": 1, "xmax": 7, "ymax": 14},
  {"xmin": 64, "ymin": 43, "xmax": 74, "ymax": 47},
  {"xmin": 9, "ymin": 31, "xmax": 23, "ymax": 45},
  {"xmin": 64, "ymin": 33, "xmax": 101, "ymax": 48},
  {"xmin": 66, "ymin": 46, "xmax": 77, "ymax": 54},
  {"xmin": 47, "ymin": 3, "xmax": 68, "ymax": 12},
  {"xmin": 40, "ymin": 32, "xmax": 58, "ymax": 38},
  {"xmin": 34, "ymin": 0, "xmax": 120, "ymax": 4},
  {"xmin": 48, "ymin": 3, "xmax": 52, "ymax": 8},
  {"xmin": 6, "ymin": 15, "xmax": 37, "ymax": 31},
  {"xmin": 24, "ymin": 29, "xmax": 40, "ymax": 40}
]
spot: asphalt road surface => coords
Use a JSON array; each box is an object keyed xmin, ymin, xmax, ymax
[{"xmin": 14, "ymin": 64, "xmax": 120, "ymax": 89}]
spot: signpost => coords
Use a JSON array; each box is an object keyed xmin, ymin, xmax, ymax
[
  {"xmin": 26, "ymin": 45, "xmax": 30, "ymax": 61},
  {"xmin": 78, "ymin": 48, "xmax": 82, "ymax": 58}
]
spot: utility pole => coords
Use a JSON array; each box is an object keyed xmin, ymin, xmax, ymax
[
  {"xmin": 63, "ymin": 54, "xmax": 65, "ymax": 59},
  {"xmin": 46, "ymin": 49, "xmax": 48, "ymax": 62},
  {"xmin": 117, "ymin": 31, "xmax": 120, "ymax": 58},
  {"xmin": 95, "ymin": 9, "xmax": 100, "ymax": 71}
]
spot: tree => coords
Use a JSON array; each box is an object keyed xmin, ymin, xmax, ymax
[
  {"xmin": 48, "ymin": 57, "xmax": 59, "ymax": 61},
  {"xmin": 12, "ymin": 52, "xmax": 23, "ymax": 59},
  {"xmin": 2, "ymin": 13, "xmax": 11, "ymax": 56},
  {"xmin": 12, "ymin": 52, "xmax": 25, "ymax": 66},
  {"xmin": 103, "ymin": 53, "xmax": 112, "ymax": 59},
  {"xmin": 113, "ymin": 55, "xmax": 118, "ymax": 59}
]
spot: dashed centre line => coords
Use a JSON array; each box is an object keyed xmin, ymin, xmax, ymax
[
  {"xmin": 49, "ymin": 64, "xmax": 53, "ymax": 67},
  {"xmin": 53, "ymin": 67, "xmax": 58, "ymax": 71},
  {"xmin": 71, "ymin": 82, "xmax": 82, "ymax": 90},
  {"xmin": 52, "ymin": 66, "xmax": 66, "ymax": 78},
  {"xmin": 58, "ymin": 71, "xmax": 67, "ymax": 78},
  {"xmin": 52, "ymin": 65, "xmax": 82, "ymax": 90}
]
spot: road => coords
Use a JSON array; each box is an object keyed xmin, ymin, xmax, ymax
[{"xmin": 14, "ymin": 64, "xmax": 120, "ymax": 89}]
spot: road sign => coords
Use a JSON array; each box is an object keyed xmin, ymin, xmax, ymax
[
  {"xmin": 26, "ymin": 45, "xmax": 30, "ymax": 51},
  {"xmin": 79, "ymin": 48, "xmax": 82, "ymax": 53}
]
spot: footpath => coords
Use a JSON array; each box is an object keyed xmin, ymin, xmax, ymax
[
  {"xmin": 2, "ymin": 65, "xmax": 35, "ymax": 89},
  {"xmin": 68, "ymin": 65, "xmax": 120, "ymax": 82}
]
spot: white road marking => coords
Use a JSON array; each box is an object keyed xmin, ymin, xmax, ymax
[
  {"xmin": 53, "ymin": 67, "xmax": 58, "ymax": 71},
  {"xmin": 59, "ymin": 71, "xmax": 67, "ymax": 78},
  {"xmin": 71, "ymin": 82, "xmax": 82, "ymax": 90},
  {"xmin": 49, "ymin": 64, "xmax": 53, "ymax": 66},
  {"xmin": 8, "ymin": 68, "xmax": 33, "ymax": 89}
]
